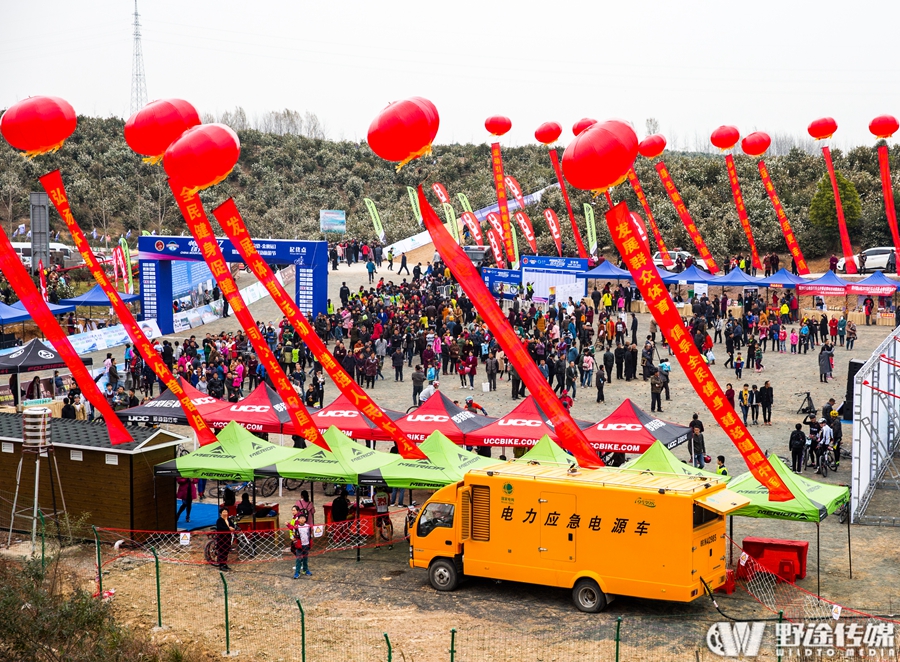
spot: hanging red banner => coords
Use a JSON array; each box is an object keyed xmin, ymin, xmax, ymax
[
  {"xmin": 39, "ymin": 171, "xmax": 217, "ymax": 445},
  {"xmin": 460, "ymin": 211, "xmax": 484, "ymax": 246},
  {"xmin": 0, "ymin": 225, "xmax": 132, "ymax": 445},
  {"xmin": 877, "ymin": 144, "xmax": 900, "ymax": 257},
  {"xmin": 504, "ymin": 175, "xmax": 527, "ymax": 212},
  {"xmin": 513, "ymin": 211, "xmax": 538, "ymax": 253},
  {"xmin": 547, "ymin": 148, "xmax": 588, "ymax": 259},
  {"xmin": 654, "ymin": 161, "xmax": 720, "ymax": 274},
  {"xmin": 542, "ymin": 209, "xmax": 563, "ymax": 256},
  {"xmin": 431, "ymin": 182, "xmax": 451, "ymax": 205},
  {"xmin": 169, "ymin": 180, "xmax": 329, "ymax": 451},
  {"xmin": 626, "ymin": 169, "xmax": 672, "ymax": 266},
  {"xmin": 211, "ymin": 198, "xmax": 426, "ymax": 460},
  {"xmin": 490, "ymin": 142, "xmax": 517, "ymax": 265},
  {"xmin": 37, "ymin": 259, "xmax": 48, "ymax": 301},
  {"xmin": 486, "ymin": 228, "xmax": 507, "ymax": 269},
  {"xmin": 820, "ymin": 146, "xmax": 857, "ymax": 274},
  {"xmin": 723, "ymin": 154, "xmax": 762, "ymax": 270},
  {"xmin": 419, "ymin": 186, "xmax": 600, "ymax": 468},
  {"xmin": 606, "ymin": 200, "xmax": 792, "ymax": 500},
  {"xmin": 756, "ymin": 161, "xmax": 810, "ymax": 275}
]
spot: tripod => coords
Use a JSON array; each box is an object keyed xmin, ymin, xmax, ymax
[{"xmin": 794, "ymin": 391, "xmax": 816, "ymax": 415}]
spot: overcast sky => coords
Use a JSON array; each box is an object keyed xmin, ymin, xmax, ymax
[{"xmin": 2, "ymin": 0, "xmax": 898, "ymax": 151}]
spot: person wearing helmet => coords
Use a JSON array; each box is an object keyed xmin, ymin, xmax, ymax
[
  {"xmin": 816, "ymin": 416, "xmax": 834, "ymax": 474},
  {"xmin": 830, "ymin": 410, "xmax": 843, "ymax": 466},
  {"xmin": 419, "ymin": 380, "xmax": 439, "ymax": 403},
  {"xmin": 464, "ymin": 396, "xmax": 488, "ymax": 416}
]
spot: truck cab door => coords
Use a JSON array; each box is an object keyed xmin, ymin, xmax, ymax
[
  {"xmin": 413, "ymin": 502, "xmax": 458, "ymax": 559},
  {"xmin": 539, "ymin": 492, "xmax": 576, "ymax": 563}
]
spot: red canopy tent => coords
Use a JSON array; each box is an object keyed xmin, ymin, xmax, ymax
[
  {"xmin": 464, "ymin": 396, "xmax": 562, "ymax": 448},
  {"xmin": 308, "ymin": 393, "xmax": 405, "ymax": 441},
  {"xmin": 395, "ymin": 392, "xmax": 495, "ymax": 443},
  {"xmin": 579, "ymin": 399, "xmax": 691, "ymax": 454},
  {"xmin": 204, "ymin": 382, "xmax": 292, "ymax": 434}
]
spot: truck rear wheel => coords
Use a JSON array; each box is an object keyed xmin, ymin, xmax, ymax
[
  {"xmin": 428, "ymin": 559, "xmax": 459, "ymax": 591},
  {"xmin": 572, "ymin": 578, "xmax": 607, "ymax": 613}
]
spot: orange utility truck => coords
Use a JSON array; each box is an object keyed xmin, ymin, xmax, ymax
[{"xmin": 409, "ymin": 462, "xmax": 749, "ymax": 611}]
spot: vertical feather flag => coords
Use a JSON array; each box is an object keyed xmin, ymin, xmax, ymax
[{"xmin": 363, "ymin": 198, "xmax": 386, "ymax": 242}]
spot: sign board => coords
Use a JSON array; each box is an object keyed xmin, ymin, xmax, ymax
[
  {"xmin": 482, "ymin": 267, "xmax": 521, "ymax": 300},
  {"xmin": 319, "ymin": 210, "xmax": 346, "ymax": 234}
]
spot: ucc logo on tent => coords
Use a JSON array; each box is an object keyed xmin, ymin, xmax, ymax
[
  {"xmin": 497, "ymin": 419, "xmax": 541, "ymax": 427},
  {"xmin": 318, "ymin": 410, "xmax": 358, "ymax": 418},
  {"xmin": 594, "ymin": 423, "xmax": 643, "ymax": 431},
  {"xmin": 407, "ymin": 414, "xmax": 449, "ymax": 423},
  {"xmin": 230, "ymin": 405, "xmax": 270, "ymax": 413}
]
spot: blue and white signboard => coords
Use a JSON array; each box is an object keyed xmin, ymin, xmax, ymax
[
  {"xmin": 520, "ymin": 255, "xmax": 588, "ymax": 304},
  {"xmin": 319, "ymin": 210, "xmax": 346, "ymax": 234},
  {"xmin": 482, "ymin": 268, "xmax": 521, "ymax": 300}
]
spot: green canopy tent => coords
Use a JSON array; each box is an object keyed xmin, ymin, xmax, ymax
[
  {"xmin": 726, "ymin": 454, "xmax": 851, "ymax": 594},
  {"xmin": 358, "ymin": 431, "xmax": 497, "ymax": 490},
  {"xmin": 621, "ymin": 440, "xmax": 728, "ymax": 482},
  {"xmin": 515, "ymin": 435, "xmax": 578, "ymax": 466}
]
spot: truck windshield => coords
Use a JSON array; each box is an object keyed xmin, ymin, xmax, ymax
[{"xmin": 417, "ymin": 502, "xmax": 455, "ymax": 538}]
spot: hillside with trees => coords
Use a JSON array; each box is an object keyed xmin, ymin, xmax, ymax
[{"xmin": 1, "ymin": 112, "xmax": 898, "ymax": 265}]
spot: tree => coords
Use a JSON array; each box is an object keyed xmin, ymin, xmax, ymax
[
  {"xmin": 645, "ymin": 118, "xmax": 660, "ymax": 136},
  {"xmin": 808, "ymin": 171, "xmax": 862, "ymax": 248},
  {"xmin": 0, "ymin": 170, "xmax": 24, "ymax": 236}
]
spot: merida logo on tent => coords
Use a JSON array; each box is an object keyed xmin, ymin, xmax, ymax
[
  {"xmin": 208, "ymin": 447, "xmax": 226, "ymax": 454},
  {"xmin": 310, "ymin": 451, "xmax": 328, "ymax": 459}
]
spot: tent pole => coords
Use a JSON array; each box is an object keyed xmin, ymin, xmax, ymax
[
  {"xmin": 355, "ymin": 490, "xmax": 361, "ymax": 563},
  {"xmin": 816, "ymin": 521, "xmax": 820, "ymax": 596},
  {"xmin": 251, "ymin": 480, "xmax": 257, "ymax": 529},
  {"xmin": 847, "ymin": 510, "xmax": 852, "ymax": 579}
]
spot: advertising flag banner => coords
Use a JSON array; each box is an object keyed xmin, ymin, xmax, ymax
[
  {"xmin": 820, "ymin": 146, "xmax": 856, "ymax": 274},
  {"xmin": 431, "ymin": 182, "xmax": 451, "ymax": 205},
  {"xmin": 119, "ymin": 237, "xmax": 134, "ymax": 294},
  {"xmin": 419, "ymin": 185, "xmax": 600, "ymax": 468},
  {"xmin": 724, "ymin": 154, "xmax": 762, "ymax": 270},
  {"xmin": 627, "ymin": 169, "xmax": 672, "ymax": 266},
  {"xmin": 605, "ymin": 200, "xmax": 793, "ymax": 502},
  {"xmin": 457, "ymin": 193, "xmax": 473, "ymax": 213},
  {"xmin": 757, "ymin": 161, "xmax": 810, "ymax": 275},
  {"xmin": 486, "ymin": 229, "xmax": 507, "ymax": 269},
  {"xmin": 490, "ymin": 142, "xmax": 518, "ymax": 266},
  {"xmin": 170, "ymin": 180, "xmax": 328, "ymax": 451},
  {"xmin": 442, "ymin": 203, "xmax": 460, "ymax": 244},
  {"xmin": 460, "ymin": 211, "xmax": 484, "ymax": 246},
  {"xmin": 363, "ymin": 198, "xmax": 386, "ymax": 242},
  {"xmin": 504, "ymin": 175, "xmax": 527, "ymax": 212},
  {"xmin": 37, "ymin": 259, "xmax": 48, "ymax": 302},
  {"xmin": 513, "ymin": 211, "xmax": 538, "ymax": 253},
  {"xmin": 39, "ymin": 171, "xmax": 214, "ymax": 445},
  {"xmin": 583, "ymin": 203, "xmax": 598, "ymax": 255},
  {"xmin": 210, "ymin": 198, "xmax": 426, "ymax": 460},
  {"xmin": 654, "ymin": 161, "xmax": 720, "ymax": 273},
  {"xmin": 407, "ymin": 186, "xmax": 422, "ymax": 225},
  {"xmin": 877, "ymin": 144, "xmax": 900, "ymax": 256},
  {"xmin": 543, "ymin": 209, "xmax": 563, "ymax": 257},
  {"xmin": 547, "ymin": 147, "xmax": 588, "ymax": 259}
]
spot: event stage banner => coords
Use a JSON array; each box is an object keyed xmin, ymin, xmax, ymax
[
  {"xmin": 605, "ymin": 200, "xmax": 792, "ymax": 502},
  {"xmin": 419, "ymin": 186, "xmax": 600, "ymax": 468},
  {"xmin": 655, "ymin": 161, "xmax": 720, "ymax": 274},
  {"xmin": 627, "ymin": 168, "xmax": 672, "ymax": 266},
  {"xmin": 40, "ymin": 171, "xmax": 213, "ymax": 445},
  {"xmin": 170, "ymin": 181, "xmax": 328, "ymax": 451},
  {"xmin": 724, "ymin": 154, "xmax": 762, "ymax": 270},
  {"xmin": 757, "ymin": 161, "xmax": 810, "ymax": 275},
  {"xmin": 547, "ymin": 147, "xmax": 588, "ymax": 259},
  {"xmin": 211, "ymin": 198, "xmax": 426, "ymax": 460},
  {"xmin": 543, "ymin": 209, "xmax": 563, "ymax": 257}
]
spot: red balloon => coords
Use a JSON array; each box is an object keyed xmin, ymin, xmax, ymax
[
  {"xmin": 638, "ymin": 134, "xmax": 666, "ymax": 159},
  {"xmin": 572, "ymin": 118, "xmax": 598, "ymax": 136},
  {"xmin": 163, "ymin": 124, "xmax": 240, "ymax": 191},
  {"xmin": 710, "ymin": 125, "xmax": 740, "ymax": 150},
  {"xmin": 0, "ymin": 96, "xmax": 76, "ymax": 156},
  {"xmin": 741, "ymin": 132, "xmax": 771, "ymax": 157},
  {"xmin": 485, "ymin": 115, "xmax": 512, "ymax": 136},
  {"xmin": 562, "ymin": 120, "xmax": 638, "ymax": 192},
  {"xmin": 808, "ymin": 117, "xmax": 837, "ymax": 140},
  {"xmin": 869, "ymin": 115, "xmax": 899, "ymax": 139},
  {"xmin": 125, "ymin": 99, "xmax": 201, "ymax": 160},
  {"xmin": 535, "ymin": 121, "xmax": 562, "ymax": 145},
  {"xmin": 367, "ymin": 97, "xmax": 439, "ymax": 166}
]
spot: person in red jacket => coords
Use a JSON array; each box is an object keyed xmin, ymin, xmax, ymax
[{"xmin": 463, "ymin": 350, "xmax": 478, "ymax": 390}]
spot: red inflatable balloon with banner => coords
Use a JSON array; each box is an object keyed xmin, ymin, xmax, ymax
[
  {"xmin": 562, "ymin": 120, "xmax": 638, "ymax": 192},
  {"xmin": 485, "ymin": 115, "xmax": 512, "ymax": 136},
  {"xmin": 741, "ymin": 132, "xmax": 771, "ymax": 157},
  {"xmin": 870, "ymin": 115, "xmax": 899, "ymax": 139},
  {"xmin": 638, "ymin": 134, "xmax": 666, "ymax": 159},
  {"xmin": 163, "ymin": 124, "xmax": 240, "ymax": 191},
  {"xmin": 710, "ymin": 125, "xmax": 740, "ymax": 151},
  {"xmin": 808, "ymin": 117, "xmax": 837, "ymax": 140},
  {"xmin": 535, "ymin": 121, "xmax": 562, "ymax": 145},
  {"xmin": 125, "ymin": 99, "xmax": 201, "ymax": 161},
  {"xmin": 367, "ymin": 97, "xmax": 439, "ymax": 167},
  {"xmin": 572, "ymin": 118, "xmax": 597, "ymax": 136},
  {"xmin": 0, "ymin": 96, "xmax": 76, "ymax": 156}
]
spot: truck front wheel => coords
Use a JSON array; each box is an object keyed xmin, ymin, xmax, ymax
[
  {"xmin": 428, "ymin": 559, "xmax": 459, "ymax": 591},
  {"xmin": 572, "ymin": 578, "xmax": 607, "ymax": 613}
]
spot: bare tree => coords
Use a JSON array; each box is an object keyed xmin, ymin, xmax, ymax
[
  {"xmin": 645, "ymin": 117, "xmax": 660, "ymax": 136},
  {"xmin": 303, "ymin": 112, "xmax": 326, "ymax": 140},
  {"xmin": 0, "ymin": 170, "xmax": 24, "ymax": 236}
]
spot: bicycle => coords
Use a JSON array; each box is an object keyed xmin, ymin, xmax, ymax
[
  {"xmin": 794, "ymin": 391, "xmax": 817, "ymax": 415},
  {"xmin": 283, "ymin": 479, "xmax": 303, "ymax": 492},
  {"xmin": 835, "ymin": 484, "xmax": 851, "ymax": 524},
  {"xmin": 210, "ymin": 478, "xmax": 278, "ymax": 499},
  {"xmin": 403, "ymin": 501, "xmax": 420, "ymax": 538},
  {"xmin": 375, "ymin": 512, "xmax": 394, "ymax": 548},
  {"xmin": 203, "ymin": 516, "xmax": 255, "ymax": 564}
]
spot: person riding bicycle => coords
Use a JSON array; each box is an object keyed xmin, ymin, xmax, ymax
[
  {"xmin": 830, "ymin": 410, "xmax": 843, "ymax": 467},
  {"xmin": 464, "ymin": 396, "xmax": 488, "ymax": 416}
]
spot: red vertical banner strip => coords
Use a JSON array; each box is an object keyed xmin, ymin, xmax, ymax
[
  {"xmin": 547, "ymin": 148, "xmax": 588, "ymax": 259},
  {"xmin": 169, "ymin": 180, "xmax": 329, "ymax": 451},
  {"xmin": 39, "ymin": 171, "xmax": 217, "ymax": 445},
  {"xmin": 757, "ymin": 160, "xmax": 810, "ymax": 275},
  {"xmin": 654, "ymin": 161, "xmax": 720, "ymax": 274},
  {"xmin": 723, "ymin": 154, "xmax": 762, "ymax": 270},
  {"xmin": 605, "ymin": 200, "xmax": 793, "ymax": 501},
  {"xmin": 210, "ymin": 198, "xmax": 426, "ymax": 461},
  {"xmin": 513, "ymin": 211, "xmax": 538, "ymax": 253},
  {"xmin": 543, "ymin": 209, "xmax": 563, "ymax": 257},
  {"xmin": 820, "ymin": 146, "xmax": 856, "ymax": 274},
  {"xmin": 419, "ymin": 186, "xmax": 601, "ymax": 468},
  {"xmin": 460, "ymin": 212, "xmax": 484, "ymax": 246},
  {"xmin": 490, "ymin": 142, "xmax": 517, "ymax": 266},
  {"xmin": 486, "ymin": 229, "xmax": 507, "ymax": 269},
  {"xmin": 626, "ymin": 168, "xmax": 672, "ymax": 266},
  {"xmin": 0, "ymin": 231, "xmax": 132, "ymax": 445},
  {"xmin": 37, "ymin": 259, "xmax": 48, "ymax": 301},
  {"xmin": 877, "ymin": 144, "xmax": 900, "ymax": 256},
  {"xmin": 431, "ymin": 182, "xmax": 451, "ymax": 205},
  {"xmin": 504, "ymin": 175, "xmax": 527, "ymax": 212}
]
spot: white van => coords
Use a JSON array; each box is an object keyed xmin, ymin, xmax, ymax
[{"xmin": 9, "ymin": 242, "xmax": 32, "ymax": 268}]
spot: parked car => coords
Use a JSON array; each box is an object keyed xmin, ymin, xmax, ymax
[
  {"xmin": 837, "ymin": 247, "xmax": 896, "ymax": 273},
  {"xmin": 652, "ymin": 250, "xmax": 708, "ymax": 272}
]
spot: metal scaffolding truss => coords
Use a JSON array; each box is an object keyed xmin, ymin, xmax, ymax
[{"xmin": 851, "ymin": 324, "xmax": 900, "ymax": 525}]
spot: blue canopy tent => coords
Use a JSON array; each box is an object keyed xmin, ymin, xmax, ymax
[
  {"xmin": 0, "ymin": 302, "xmax": 31, "ymax": 326},
  {"xmin": 577, "ymin": 260, "xmax": 632, "ymax": 280},
  {"xmin": 60, "ymin": 284, "xmax": 140, "ymax": 306},
  {"xmin": 709, "ymin": 268, "xmax": 765, "ymax": 287},
  {"xmin": 659, "ymin": 265, "xmax": 715, "ymax": 284},
  {"xmin": 11, "ymin": 300, "xmax": 76, "ymax": 316},
  {"xmin": 846, "ymin": 271, "xmax": 900, "ymax": 295},
  {"xmin": 757, "ymin": 268, "xmax": 808, "ymax": 289},
  {"xmin": 796, "ymin": 270, "xmax": 848, "ymax": 296}
]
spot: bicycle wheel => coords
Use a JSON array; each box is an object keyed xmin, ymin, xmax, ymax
[
  {"xmin": 283, "ymin": 479, "xmax": 301, "ymax": 491},
  {"xmin": 406, "ymin": 405, "xmax": 419, "ymax": 414},
  {"xmin": 214, "ymin": 482, "xmax": 228, "ymax": 498},
  {"xmin": 204, "ymin": 538, "xmax": 218, "ymax": 564},
  {"xmin": 819, "ymin": 457, "xmax": 828, "ymax": 478},
  {"xmin": 259, "ymin": 477, "xmax": 278, "ymax": 498},
  {"xmin": 378, "ymin": 518, "xmax": 394, "ymax": 542}
]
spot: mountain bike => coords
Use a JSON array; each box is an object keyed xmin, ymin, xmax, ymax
[
  {"xmin": 209, "ymin": 478, "xmax": 278, "ymax": 499},
  {"xmin": 835, "ymin": 485, "xmax": 851, "ymax": 524},
  {"xmin": 203, "ymin": 516, "xmax": 255, "ymax": 564}
]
